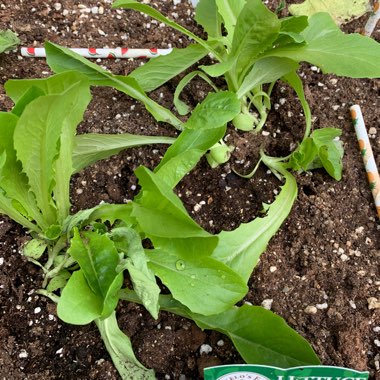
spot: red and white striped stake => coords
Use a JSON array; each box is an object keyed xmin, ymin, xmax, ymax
[
  {"xmin": 21, "ymin": 47, "xmax": 173, "ymax": 59},
  {"xmin": 350, "ymin": 105, "xmax": 380, "ymax": 217}
]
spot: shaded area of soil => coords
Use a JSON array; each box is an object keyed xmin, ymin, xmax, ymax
[{"xmin": 0, "ymin": 1, "xmax": 379, "ymax": 379}]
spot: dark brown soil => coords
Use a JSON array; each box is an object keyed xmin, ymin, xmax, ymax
[{"xmin": 0, "ymin": 1, "xmax": 379, "ymax": 379}]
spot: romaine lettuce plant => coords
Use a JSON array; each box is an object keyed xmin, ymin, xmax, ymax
[
  {"xmin": 0, "ymin": 71, "xmax": 174, "ymax": 378},
  {"xmin": 112, "ymin": 0, "xmax": 380, "ymax": 167},
  {"xmin": 1, "ymin": 70, "xmax": 174, "ymax": 273},
  {"xmin": 53, "ymin": 127, "xmax": 319, "ymax": 378}
]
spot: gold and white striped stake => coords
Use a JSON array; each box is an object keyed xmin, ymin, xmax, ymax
[
  {"xmin": 363, "ymin": 1, "xmax": 380, "ymax": 36},
  {"xmin": 350, "ymin": 104, "xmax": 380, "ymax": 217}
]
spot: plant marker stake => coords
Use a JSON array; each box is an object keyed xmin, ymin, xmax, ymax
[
  {"xmin": 350, "ymin": 104, "xmax": 380, "ymax": 217},
  {"xmin": 21, "ymin": 47, "xmax": 173, "ymax": 59},
  {"xmin": 363, "ymin": 1, "xmax": 380, "ymax": 36}
]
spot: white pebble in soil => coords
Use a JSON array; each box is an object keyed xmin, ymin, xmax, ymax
[
  {"xmin": 369, "ymin": 127, "xmax": 377, "ymax": 135},
  {"xmin": 217, "ymin": 340, "xmax": 224, "ymax": 347},
  {"xmin": 340, "ymin": 254, "xmax": 349, "ymax": 262},
  {"xmin": 349, "ymin": 300, "xmax": 357, "ymax": 309},
  {"xmin": 19, "ymin": 349, "xmax": 28, "ymax": 358},
  {"xmin": 375, "ymin": 355, "xmax": 380, "ymax": 371},
  {"xmin": 261, "ymin": 299, "xmax": 273, "ymax": 310},
  {"xmin": 316, "ymin": 303, "xmax": 328, "ymax": 310},
  {"xmin": 367, "ymin": 297, "xmax": 380, "ymax": 310},
  {"xmin": 304, "ymin": 305, "xmax": 318, "ymax": 314},
  {"xmin": 193, "ymin": 203, "xmax": 202, "ymax": 212},
  {"xmin": 199, "ymin": 344, "xmax": 212, "ymax": 355}
]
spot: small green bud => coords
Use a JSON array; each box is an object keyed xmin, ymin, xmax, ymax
[
  {"xmin": 232, "ymin": 112, "xmax": 257, "ymax": 131},
  {"xmin": 206, "ymin": 144, "xmax": 234, "ymax": 168}
]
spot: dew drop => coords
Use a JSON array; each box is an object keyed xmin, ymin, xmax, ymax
[
  {"xmin": 190, "ymin": 274, "xmax": 196, "ymax": 279},
  {"xmin": 175, "ymin": 260, "xmax": 186, "ymax": 271},
  {"xmin": 190, "ymin": 283, "xmax": 195, "ymax": 287}
]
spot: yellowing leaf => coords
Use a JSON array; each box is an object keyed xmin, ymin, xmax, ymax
[{"xmin": 289, "ymin": 0, "xmax": 370, "ymax": 25}]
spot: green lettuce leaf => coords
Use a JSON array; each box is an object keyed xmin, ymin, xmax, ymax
[
  {"xmin": 133, "ymin": 166, "xmax": 218, "ymax": 257},
  {"xmin": 185, "ymin": 91, "xmax": 240, "ymax": 129},
  {"xmin": 72, "ymin": 133, "xmax": 175, "ymax": 173},
  {"xmin": 130, "ymin": 44, "xmax": 208, "ymax": 92},
  {"xmin": 265, "ymin": 12, "xmax": 380, "ymax": 78},
  {"xmin": 195, "ymin": 0, "xmax": 221, "ymax": 39},
  {"xmin": 0, "ymin": 30, "xmax": 20, "ymax": 54},
  {"xmin": 96, "ymin": 312, "xmax": 156, "ymax": 379},
  {"xmin": 13, "ymin": 80, "xmax": 90, "ymax": 226},
  {"xmin": 112, "ymin": 227, "xmax": 160, "ymax": 319},
  {"xmin": 45, "ymin": 42, "xmax": 183, "ymax": 129},
  {"xmin": 230, "ymin": 0, "xmax": 281, "ymax": 78},
  {"xmin": 147, "ymin": 249, "xmax": 247, "ymax": 315},
  {"xmin": 237, "ymin": 57, "xmax": 299, "ymax": 99},
  {"xmin": 58, "ymin": 229, "xmax": 123, "ymax": 323}
]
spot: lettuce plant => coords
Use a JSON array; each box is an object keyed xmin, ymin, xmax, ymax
[
  {"xmin": 54, "ymin": 127, "xmax": 319, "ymax": 378},
  {"xmin": 0, "ymin": 71, "xmax": 175, "ymax": 378},
  {"xmin": 112, "ymin": 0, "xmax": 379, "ymax": 167}
]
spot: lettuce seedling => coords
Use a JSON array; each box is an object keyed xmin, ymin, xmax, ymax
[
  {"xmin": 114, "ymin": 0, "xmax": 379, "ymax": 127},
  {"xmin": 0, "ymin": 72, "xmax": 91, "ymax": 235},
  {"xmin": 112, "ymin": 0, "xmax": 379, "ymax": 167},
  {"xmin": 1, "ymin": 71, "xmax": 175, "ymax": 236},
  {"xmin": 0, "ymin": 71, "xmax": 177, "ymax": 379},
  {"xmin": 54, "ymin": 127, "xmax": 318, "ymax": 376}
]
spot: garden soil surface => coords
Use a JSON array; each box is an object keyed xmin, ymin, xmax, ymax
[{"xmin": 0, "ymin": 0, "xmax": 379, "ymax": 379}]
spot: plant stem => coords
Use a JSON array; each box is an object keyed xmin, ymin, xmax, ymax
[
  {"xmin": 43, "ymin": 254, "xmax": 75, "ymax": 288},
  {"xmin": 44, "ymin": 235, "xmax": 67, "ymax": 271}
]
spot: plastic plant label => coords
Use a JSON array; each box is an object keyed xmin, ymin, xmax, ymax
[{"xmin": 204, "ymin": 365, "xmax": 369, "ymax": 380}]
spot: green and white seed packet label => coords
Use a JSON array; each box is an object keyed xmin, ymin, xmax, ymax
[{"xmin": 204, "ymin": 365, "xmax": 369, "ymax": 380}]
